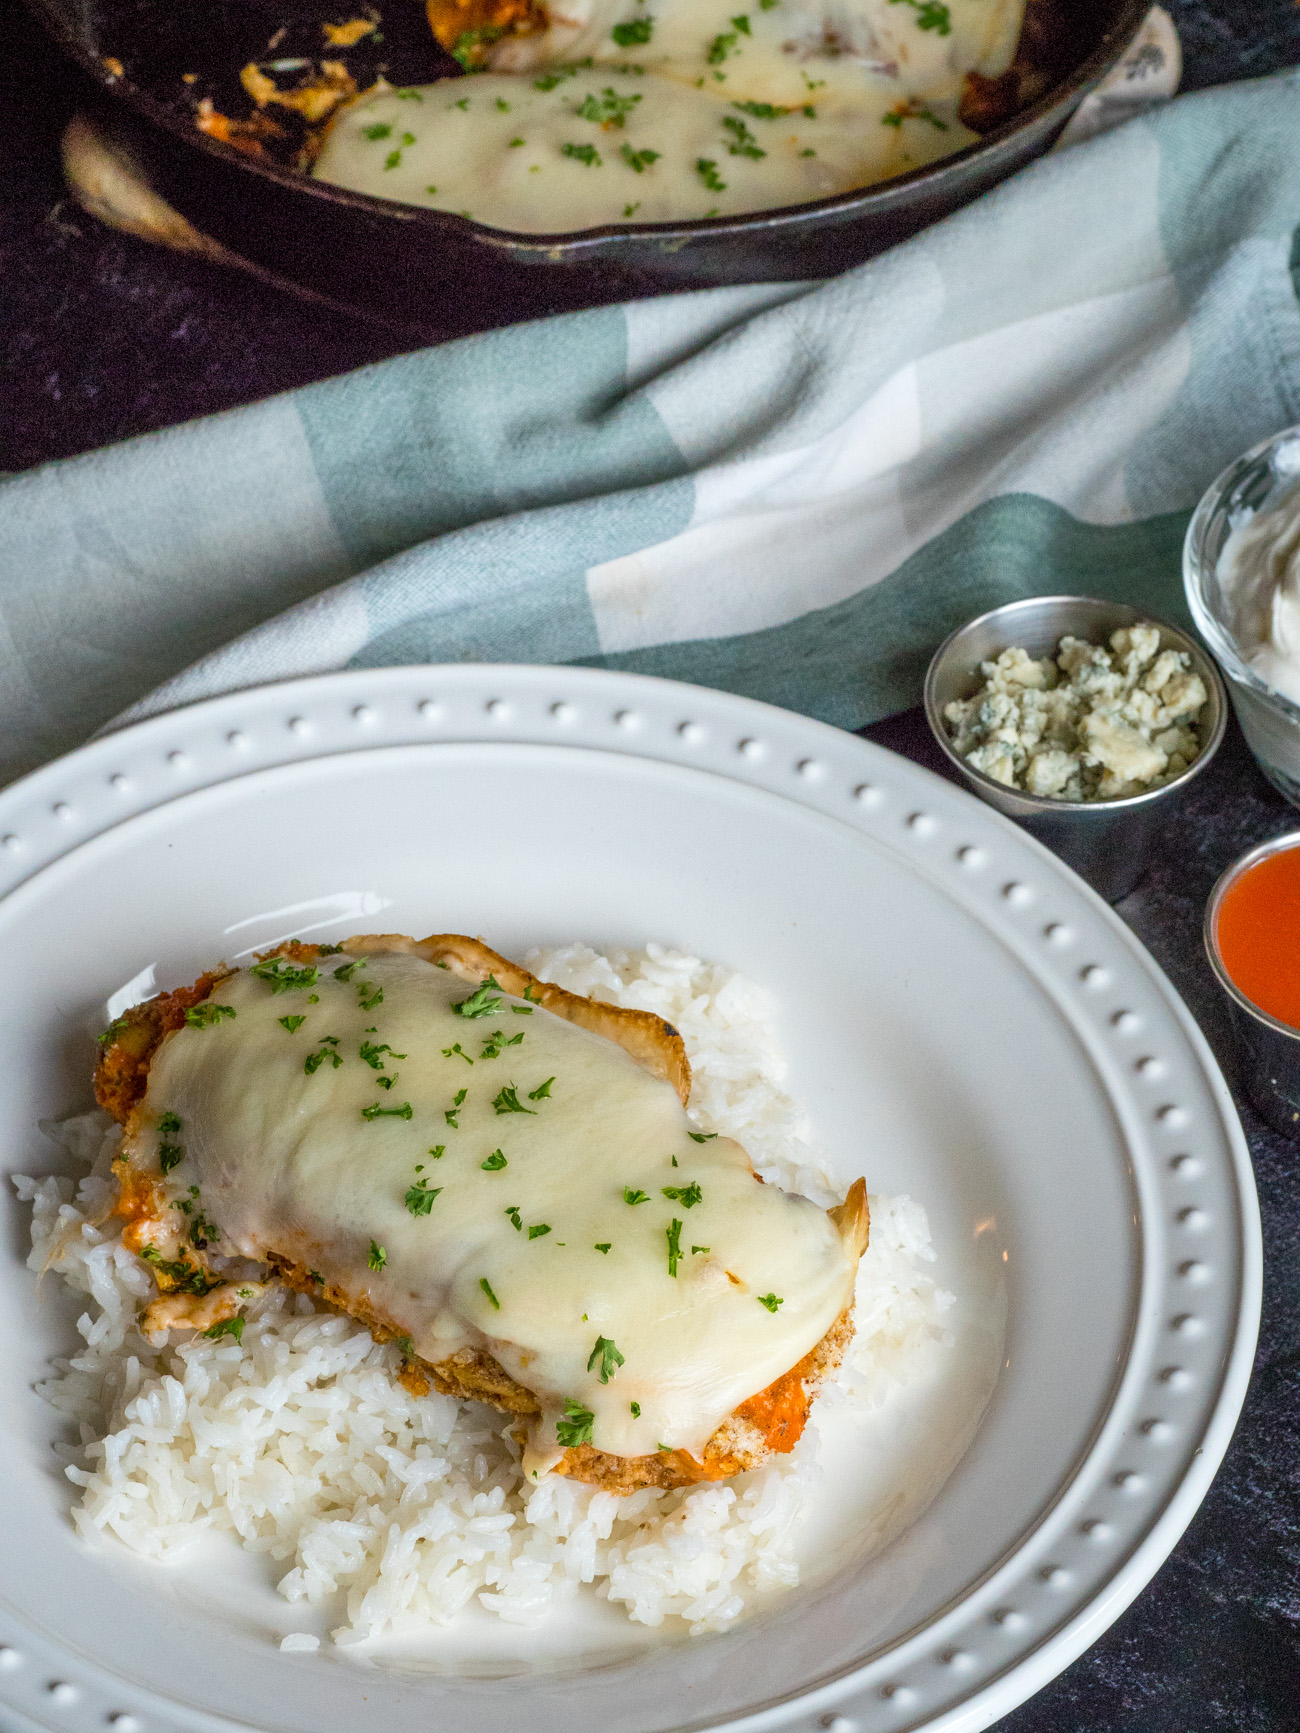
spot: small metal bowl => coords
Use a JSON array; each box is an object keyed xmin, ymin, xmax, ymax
[
  {"xmin": 924, "ymin": 595, "xmax": 1228, "ymax": 902},
  {"xmin": 1205, "ymin": 830, "xmax": 1300, "ymax": 1138}
]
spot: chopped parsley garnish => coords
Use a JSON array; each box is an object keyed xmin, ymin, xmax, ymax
[
  {"xmin": 443, "ymin": 1042, "xmax": 473, "ymax": 1064},
  {"xmin": 707, "ymin": 29, "xmax": 739, "ymax": 63},
  {"xmin": 362, "ymin": 122, "xmax": 392, "ymax": 140},
  {"xmin": 481, "ymin": 1149, "xmax": 508, "ymax": 1170},
  {"xmin": 555, "ymin": 1399, "xmax": 595, "ymax": 1447},
  {"xmin": 139, "ymin": 1246, "xmax": 220, "ymax": 1294},
  {"xmin": 623, "ymin": 201, "xmax": 641, "ymax": 216},
  {"xmin": 480, "ymin": 1028, "xmax": 525, "ymax": 1058},
  {"xmin": 527, "ymin": 1076, "xmax": 555, "ymax": 1100},
  {"xmin": 188, "ymin": 1209, "xmax": 220, "ymax": 1251},
  {"xmin": 428, "ymin": 1145, "xmax": 446, "ymax": 1160},
  {"xmin": 479, "ymin": 1276, "xmax": 501, "ymax": 1310},
  {"xmin": 523, "ymin": 984, "xmax": 543, "ymax": 1002},
  {"xmin": 360, "ymin": 1040, "xmax": 405, "ymax": 1069},
  {"xmin": 405, "ymin": 1179, "xmax": 442, "ymax": 1215},
  {"xmin": 358, "ymin": 983, "xmax": 384, "ymax": 1011},
  {"xmin": 687, "ymin": 1131, "xmax": 717, "ymax": 1142},
  {"xmin": 691, "ymin": 1245, "xmax": 710, "ymax": 1255},
  {"xmin": 576, "ymin": 86, "xmax": 642, "ymax": 127},
  {"xmin": 368, "ymin": 1241, "xmax": 387, "ymax": 1270},
  {"xmin": 883, "ymin": 100, "xmax": 948, "ymax": 131},
  {"xmin": 561, "ymin": 141, "xmax": 601, "ymax": 166},
  {"xmin": 731, "ymin": 12, "xmax": 751, "ymax": 29},
  {"xmin": 492, "ymin": 1084, "xmax": 536, "ymax": 1115},
  {"xmin": 97, "ymin": 1013, "xmax": 131, "ymax": 1050},
  {"xmin": 758, "ymin": 1292, "xmax": 784, "ymax": 1312},
  {"xmin": 308, "ymin": 1270, "xmax": 324, "ymax": 1285},
  {"xmin": 157, "ymin": 1113, "xmax": 185, "ymax": 1174},
  {"xmin": 184, "ymin": 1002, "xmax": 236, "ymax": 1029},
  {"xmin": 509, "ymin": 136, "xmax": 525, "ymax": 146},
  {"xmin": 732, "ymin": 99, "xmax": 791, "ymax": 118},
  {"xmin": 496, "ymin": 97, "xmax": 511, "ymax": 111},
  {"xmin": 505, "ymin": 1205, "xmax": 523, "ymax": 1231},
  {"xmin": 452, "ymin": 977, "xmax": 505, "ymax": 1018},
  {"xmin": 397, "ymin": 1334, "xmax": 415, "ymax": 1357},
  {"xmin": 594, "ymin": 1242, "xmax": 611, "ymax": 1253},
  {"xmin": 451, "ymin": 22, "xmax": 505, "ymax": 67},
  {"xmin": 695, "ymin": 159, "xmax": 727, "ymax": 191},
  {"xmin": 278, "ymin": 1014, "xmax": 306, "ymax": 1033},
  {"xmin": 528, "ymin": 1222, "xmax": 551, "ymax": 1239},
  {"xmin": 251, "ymin": 957, "xmax": 319, "ymax": 994},
  {"xmin": 666, "ymin": 1218, "xmax": 683, "ymax": 1277},
  {"xmin": 204, "ymin": 1316, "xmax": 244, "ymax": 1344},
  {"xmin": 630, "ymin": 1401, "xmax": 641, "ymax": 1416},
  {"xmin": 889, "ymin": 0, "xmax": 951, "ymax": 32},
  {"xmin": 534, "ymin": 65, "xmax": 579, "ymax": 91},
  {"xmin": 318, "ymin": 944, "xmax": 345, "ymax": 955},
  {"xmin": 361, "ymin": 1101, "xmax": 413, "ymax": 1120},
  {"xmin": 620, "ymin": 144, "xmax": 660, "ymax": 172},
  {"xmin": 587, "ymin": 1335, "xmax": 624, "ymax": 1383},
  {"xmin": 304, "ymin": 1040, "xmax": 343, "ymax": 1074},
  {"xmin": 611, "ymin": 15, "xmax": 653, "ymax": 45},
  {"xmin": 662, "ymin": 1181, "xmax": 702, "ymax": 1208},
  {"xmin": 445, "ymin": 1087, "xmax": 468, "ymax": 1127},
  {"xmin": 332, "ymin": 959, "xmax": 365, "ymax": 982},
  {"xmin": 512, "ymin": 1004, "xmax": 533, "ymax": 1014},
  {"xmin": 722, "ymin": 114, "xmax": 764, "ymax": 158},
  {"xmin": 622, "ymin": 1188, "xmax": 650, "ymax": 1206}
]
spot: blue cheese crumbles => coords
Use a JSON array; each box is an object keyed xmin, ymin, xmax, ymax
[{"xmin": 944, "ymin": 624, "xmax": 1207, "ymax": 801}]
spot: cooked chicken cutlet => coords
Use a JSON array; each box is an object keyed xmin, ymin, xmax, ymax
[{"xmin": 97, "ymin": 934, "xmax": 869, "ymax": 1490}]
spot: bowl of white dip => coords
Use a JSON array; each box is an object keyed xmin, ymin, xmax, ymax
[{"xmin": 1185, "ymin": 424, "xmax": 1300, "ymax": 806}]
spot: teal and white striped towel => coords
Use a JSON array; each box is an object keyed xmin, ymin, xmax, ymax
[{"xmin": 3, "ymin": 52, "xmax": 1298, "ymax": 790}]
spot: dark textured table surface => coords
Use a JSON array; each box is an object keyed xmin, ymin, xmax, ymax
[{"xmin": 3, "ymin": 1, "xmax": 1299, "ymax": 1727}]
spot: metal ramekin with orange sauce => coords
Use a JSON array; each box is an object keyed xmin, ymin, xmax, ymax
[{"xmin": 1205, "ymin": 830, "xmax": 1300, "ymax": 1137}]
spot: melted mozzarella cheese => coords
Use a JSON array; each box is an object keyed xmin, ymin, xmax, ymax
[
  {"xmin": 490, "ymin": 0, "xmax": 1025, "ymax": 107},
  {"xmin": 132, "ymin": 952, "xmax": 857, "ymax": 1471},
  {"xmin": 312, "ymin": 0, "xmax": 1025, "ymax": 229},
  {"xmin": 312, "ymin": 71, "xmax": 975, "ymax": 231}
]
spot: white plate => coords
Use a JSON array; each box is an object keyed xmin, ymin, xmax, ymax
[{"xmin": 0, "ymin": 666, "xmax": 1259, "ymax": 1733}]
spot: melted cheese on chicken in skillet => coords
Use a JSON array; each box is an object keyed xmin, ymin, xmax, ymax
[
  {"xmin": 106, "ymin": 938, "xmax": 867, "ymax": 1484},
  {"xmin": 311, "ymin": 0, "xmax": 1027, "ymax": 229}
]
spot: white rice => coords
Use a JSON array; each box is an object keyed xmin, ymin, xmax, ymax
[{"xmin": 13, "ymin": 943, "xmax": 953, "ymax": 1644}]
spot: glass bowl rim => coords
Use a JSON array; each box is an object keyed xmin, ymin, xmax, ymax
[{"xmin": 1183, "ymin": 421, "xmax": 1300, "ymax": 726}]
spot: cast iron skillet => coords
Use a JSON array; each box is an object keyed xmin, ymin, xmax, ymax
[{"xmin": 25, "ymin": 0, "xmax": 1151, "ymax": 336}]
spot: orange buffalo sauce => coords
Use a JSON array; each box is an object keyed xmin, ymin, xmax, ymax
[{"xmin": 1217, "ymin": 844, "xmax": 1300, "ymax": 1029}]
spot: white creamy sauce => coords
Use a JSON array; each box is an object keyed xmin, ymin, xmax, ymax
[
  {"xmin": 311, "ymin": 0, "xmax": 1025, "ymax": 230},
  {"xmin": 131, "ymin": 953, "xmax": 856, "ymax": 1472},
  {"xmin": 1217, "ymin": 472, "xmax": 1300, "ymax": 706}
]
